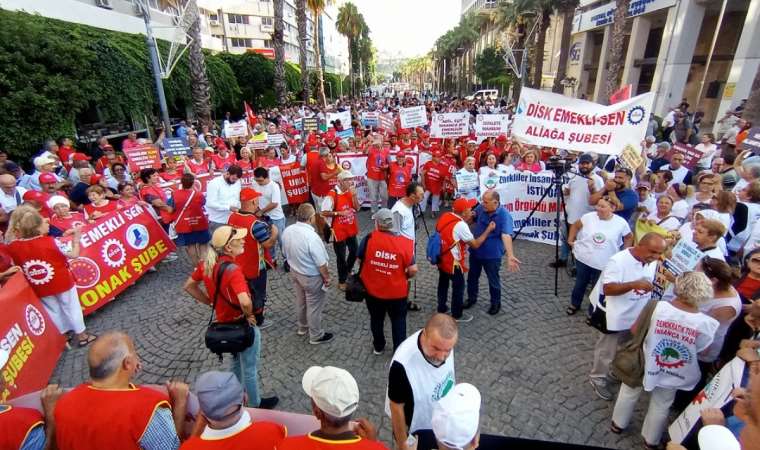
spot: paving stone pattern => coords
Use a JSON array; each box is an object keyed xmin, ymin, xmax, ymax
[{"xmin": 52, "ymin": 210, "xmax": 654, "ymax": 449}]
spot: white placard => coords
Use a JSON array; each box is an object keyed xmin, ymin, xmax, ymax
[
  {"xmin": 327, "ymin": 110, "xmax": 351, "ymax": 129},
  {"xmin": 224, "ymin": 120, "xmax": 249, "ymax": 138},
  {"xmin": 431, "ymin": 113, "xmax": 470, "ymax": 138},
  {"xmin": 512, "ymin": 88, "xmax": 654, "ymax": 155},
  {"xmin": 399, "ymin": 105, "xmax": 428, "ymax": 129},
  {"xmin": 475, "ymin": 114, "xmax": 511, "ymax": 138}
]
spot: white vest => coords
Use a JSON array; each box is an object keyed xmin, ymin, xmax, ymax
[{"xmin": 385, "ymin": 330, "xmax": 456, "ymax": 433}]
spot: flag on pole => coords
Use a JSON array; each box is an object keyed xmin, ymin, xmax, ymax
[
  {"xmin": 244, "ymin": 101, "xmax": 257, "ymax": 127},
  {"xmin": 609, "ymin": 85, "xmax": 632, "ymax": 105}
]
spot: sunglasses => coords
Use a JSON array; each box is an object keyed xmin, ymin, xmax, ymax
[
  {"xmin": 750, "ymin": 258, "xmax": 760, "ymax": 264},
  {"xmin": 223, "ymin": 228, "xmax": 241, "ymax": 247}
]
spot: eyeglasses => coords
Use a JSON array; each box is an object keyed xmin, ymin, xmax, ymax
[{"xmin": 224, "ymin": 228, "xmax": 240, "ymax": 247}]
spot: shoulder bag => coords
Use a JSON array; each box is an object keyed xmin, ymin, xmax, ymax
[
  {"xmin": 168, "ymin": 189, "xmax": 195, "ymax": 240},
  {"xmin": 204, "ymin": 261, "xmax": 255, "ymax": 359},
  {"xmin": 610, "ymin": 300, "xmax": 659, "ymax": 387},
  {"xmin": 346, "ymin": 233, "xmax": 372, "ymax": 303}
]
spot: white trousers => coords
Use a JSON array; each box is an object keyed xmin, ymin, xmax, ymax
[
  {"xmin": 612, "ymin": 383, "xmax": 676, "ymax": 446},
  {"xmin": 41, "ymin": 286, "xmax": 86, "ymax": 334},
  {"xmin": 421, "ymin": 191, "xmax": 441, "ymax": 212},
  {"xmin": 311, "ymin": 193, "xmax": 324, "ymax": 213},
  {"xmin": 366, "ymin": 179, "xmax": 387, "ymax": 212}
]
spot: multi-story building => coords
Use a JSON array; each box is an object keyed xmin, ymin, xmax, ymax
[{"xmin": 564, "ymin": 0, "xmax": 757, "ymax": 127}]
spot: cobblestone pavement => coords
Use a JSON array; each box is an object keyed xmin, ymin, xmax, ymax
[{"xmin": 52, "ymin": 210, "xmax": 652, "ymax": 449}]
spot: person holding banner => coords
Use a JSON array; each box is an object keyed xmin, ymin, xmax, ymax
[
  {"xmin": 210, "ymin": 145, "xmax": 238, "ymax": 173},
  {"xmin": 48, "ymin": 195, "xmax": 85, "ymax": 236},
  {"xmin": 83, "ymin": 185, "xmax": 118, "ymax": 222},
  {"xmin": 237, "ymin": 147, "xmax": 254, "ymax": 171},
  {"xmin": 5, "ymin": 205, "xmax": 97, "ymax": 347},
  {"xmin": 454, "ymin": 157, "xmax": 480, "ymax": 201},
  {"xmin": 387, "ymin": 152, "xmax": 414, "ymax": 209},
  {"xmin": 610, "ymin": 272, "xmax": 719, "ymax": 449},
  {"xmin": 321, "ymin": 172, "xmax": 360, "ymax": 291}
]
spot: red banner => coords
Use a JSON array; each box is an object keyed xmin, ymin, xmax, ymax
[
  {"xmin": 124, "ymin": 144, "xmax": 162, "ymax": 172},
  {"xmin": 279, "ymin": 163, "xmax": 309, "ymax": 203},
  {"xmin": 609, "ymin": 84, "xmax": 632, "ymax": 105},
  {"xmin": 667, "ymin": 143, "xmax": 704, "ymax": 170},
  {"xmin": 0, "ymin": 273, "xmax": 66, "ymax": 401},
  {"xmin": 59, "ymin": 205, "xmax": 176, "ymax": 315}
]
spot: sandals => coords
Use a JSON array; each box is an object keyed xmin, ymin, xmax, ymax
[
  {"xmin": 566, "ymin": 305, "xmax": 579, "ymax": 316},
  {"xmin": 77, "ymin": 333, "xmax": 98, "ymax": 348},
  {"xmin": 407, "ymin": 301, "xmax": 421, "ymax": 312}
]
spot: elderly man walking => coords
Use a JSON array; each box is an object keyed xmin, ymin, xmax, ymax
[{"xmin": 281, "ymin": 203, "xmax": 334, "ymax": 345}]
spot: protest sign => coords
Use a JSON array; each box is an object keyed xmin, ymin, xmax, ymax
[
  {"xmin": 378, "ymin": 113, "xmax": 395, "ymax": 131},
  {"xmin": 669, "ymin": 357, "xmax": 745, "ymax": 443},
  {"xmin": 336, "ymin": 129, "xmax": 355, "ymax": 142},
  {"xmin": 327, "ymin": 110, "xmax": 351, "ymax": 129},
  {"xmin": 124, "ymin": 144, "xmax": 162, "ymax": 172},
  {"xmin": 742, "ymin": 126, "xmax": 760, "ymax": 155},
  {"xmin": 162, "ymin": 137, "xmax": 191, "ymax": 158},
  {"xmin": 302, "ymin": 117, "xmax": 319, "ymax": 131},
  {"xmin": 336, "ymin": 153, "xmax": 370, "ymax": 206},
  {"xmin": 618, "ymin": 144, "xmax": 644, "ymax": 171},
  {"xmin": 59, "ymin": 205, "xmax": 176, "ymax": 315},
  {"xmin": 399, "ymin": 106, "xmax": 428, "ymax": 129},
  {"xmin": 512, "ymin": 88, "xmax": 655, "ymax": 155},
  {"xmin": 501, "ymin": 170, "xmax": 561, "ymax": 245},
  {"xmin": 224, "ymin": 120, "xmax": 249, "ymax": 138},
  {"xmin": 475, "ymin": 114, "xmax": 511, "ymax": 139},
  {"xmin": 0, "ymin": 273, "xmax": 66, "ymax": 402},
  {"xmin": 431, "ymin": 113, "xmax": 470, "ymax": 139},
  {"xmin": 247, "ymin": 134, "xmax": 269, "ymax": 151},
  {"xmin": 666, "ymin": 143, "xmax": 704, "ymax": 170},
  {"xmin": 279, "ymin": 163, "xmax": 309, "ymax": 204},
  {"xmin": 652, "ymin": 239, "xmax": 703, "ymax": 300},
  {"xmin": 361, "ymin": 111, "xmax": 379, "ymax": 127},
  {"xmin": 266, "ymin": 133, "xmax": 285, "ymax": 147},
  {"xmin": 455, "ymin": 169, "xmax": 480, "ymax": 200}
]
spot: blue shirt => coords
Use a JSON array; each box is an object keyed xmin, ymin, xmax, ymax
[
  {"xmin": 470, "ymin": 204, "xmax": 514, "ymax": 260},
  {"xmin": 614, "ymin": 188, "xmax": 638, "ymax": 221}
]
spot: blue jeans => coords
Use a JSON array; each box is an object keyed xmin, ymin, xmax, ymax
[
  {"xmin": 466, "ymin": 257, "xmax": 502, "ymax": 307},
  {"xmin": 437, "ymin": 267, "xmax": 465, "ymax": 318},
  {"xmin": 570, "ymin": 259, "xmax": 601, "ymax": 309},
  {"xmin": 231, "ymin": 325, "xmax": 261, "ymax": 407},
  {"xmin": 270, "ymin": 217, "xmax": 287, "ymax": 260}
]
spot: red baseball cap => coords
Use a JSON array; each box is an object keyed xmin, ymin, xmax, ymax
[
  {"xmin": 39, "ymin": 173, "xmax": 58, "ymax": 184},
  {"xmin": 72, "ymin": 153, "xmax": 91, "ymax": 161},
  {"xmin": 240, "ymin": 188, "xmax": 261, "ymax": 202},
  {"xmin": 23, "ymin": 190, "xmax": 49, "ymax": 203},
  {"xmin": 496, "ymin": 135, "xmax": 508, "ymax": 143},
  {"xmin": 452, "ymin": 197, "xmax": 477, "ymax": 214},
  {"xmin": 90, "ymin": 174, "xmax": 103, "ymax": 184}
]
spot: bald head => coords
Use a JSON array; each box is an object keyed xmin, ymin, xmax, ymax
[
  {"xmin": 425, "ymin": 313, "xmax": 458, "ymax": 340},
  {"xmin": 87, "ymin": 331, "xmax": 131, "ymax": 380},
  {"xmin": 0, "ymin": 174, "xmax": 16, "ymax": 195},
  {"xmin": 633, "ymin": 232, "xmax": 667, "ymax": 264}
]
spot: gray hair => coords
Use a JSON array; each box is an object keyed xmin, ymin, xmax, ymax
[
  {"xmin": 744, "ymin": 162, "xmax": 760, "ymax": 180},
  {"xmin": 296, "ymin": 203, "xmax": 315, "ymax": 222},
  {"xmin": 673, "ymin": 271, "xmax": 713, "ymax": 307},
  {"xmin": 89, "ymin": 338, "xmax": 130, "ymax": 380}
]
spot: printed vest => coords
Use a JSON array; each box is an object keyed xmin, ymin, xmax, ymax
[
  {"xmin": 186, "ymin": 158, "xmax": 210, "ymax": 175},
  {"xmin": 360, "ymin": 231, "xmax": 414, "ymax": 300},
  {"xmin": 387, "ymin": 162, "xmax": 412, "ymax": 198},
  {"xmin": 6, "ymin": 235, "xmax": 75, "ymax": 297},
  {"xmin": 436, "ymin": 212, "xmax": 468, "ymax": 274},
  {"xmin": 0, "ymin": 405, "xmax": 43, "ymax": 449},
  {"xmin": 327, "ymin": 189, "xmax": 358, "ymax": 241},
  {"xmin": 172, "ymin": 189, "xmax": 209, "ymax": 233},
  {"xmin": 228, "ymin": 212, "xmax": 263, "ymax": 279}
]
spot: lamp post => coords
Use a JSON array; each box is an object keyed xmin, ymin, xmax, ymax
[{"xmin": 135, "ymin": 0, "xmax": 172, "ymax": 137}]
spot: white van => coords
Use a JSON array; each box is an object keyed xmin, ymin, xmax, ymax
[{"xmin": 466, "ymin": 89, "xmax": 499, "ymax": 101}]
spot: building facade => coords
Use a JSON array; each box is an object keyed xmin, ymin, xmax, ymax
[{"xmin": 564, "ymin": 0, "xmax": 757, "ymax": 127}]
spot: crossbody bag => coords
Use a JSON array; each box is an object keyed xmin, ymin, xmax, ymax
[{"xmin": 204, "ymin": 262, "xmax": 255, "ymax": 360}]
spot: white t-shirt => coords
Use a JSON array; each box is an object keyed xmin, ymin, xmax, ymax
[
  {"xmin": 643, "ymin": 302, "xmax": 718, "ymax": 391},
  {"xmin": 391, "ymin": 200, "xmax": 416, "ymax": 242},
  {"xmin": 698, "ymin": 293, "xmax": 741, "ymax": 363},
  {"xmin": 564, "ymin": 173, "xmax": 604, "ymax": 224},
  {"xmin": 701, "ymin": 246, "xmax": 726, "ymax": 261},
  {"xmin": 743, "ymin": 220, "xmax": 760, "ymax": 254},
  {"xmin": 678, "ymin": 223, "xmax": 728, "ymax": 256},
  {"xmin": 450, "ymin": 220, "xmax": 475, "ymax": 263},
  {"xmin": 646, "ymin": 212, "xmax": 681, "ymax": 232},
  {"xmin": 638, "ymin": 196, "xmax": 657, "ymax": 216},
  {"xmin": 573, "ymin": 212, "xmax": 631, "ymax": 270},
  {"xmin": 695, "ymin": 143, "xmax": 717, "ymax": 168},
  {"xmin": 733, "ymin": 178, "xmax": 749, "ymax": 195},
  {"xmin": 671, "ymin": 199, "xmax": 690, "ymax": 219},
  {"xmin": 601, "ymin": 249, "xmax": 659, "ymax": 331},
  {"xmin": 253, "ymin": 180, "xmax": 285, "ymax": 220},
  {"xmin": 0, "ymin": 186, "xmax": 27, "ymax": 214},
  {"xmin": 667, "ymin": 166, "xmax": 690, "ymax": 185}
]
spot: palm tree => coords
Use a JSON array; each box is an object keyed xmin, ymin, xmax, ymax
[
  {"xmin": 552, "ymin": 0, "xmax": 580, "ymax": 93},
  {"xmin": 530, "ymin": 1, "xmax": 553, "ymax": 89},
  {"xmin": 604, "ymin": 0, "xmax": 631, "ymax": 103},
  {"xmin": 307, "ymin": 0, "xmax": 331, "ymax": 107},
  {"xmin": 336, "ymin": 2, "xmax": 361, "ymax": 97},
  {"xmin": 359, "ymin": 24, "xmax": 374, "ymax": 89},
  {"xmin": 273, "ymin": 0, "xmax": 287, "ymax": 104},
  {"xmin": 295, "ymin": 0, "xmax": 311, "ymax": 103}
]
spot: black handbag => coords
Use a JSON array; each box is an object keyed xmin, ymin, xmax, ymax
[
  {"xmin": 204, "ymin": 262, "xmax": 255, "ymax": 359},
  {"xmin": 587, "ymin": 294, "xmax": 613, "ymax": 334},
  {"xmin": 345, "ymin": 234, "xmax": 372, "ymax": 302}
]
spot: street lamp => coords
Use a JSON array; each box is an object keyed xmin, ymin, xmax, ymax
[{"xmin": 134, "ymin": 0, "xmax": 172, "ymax": 137}]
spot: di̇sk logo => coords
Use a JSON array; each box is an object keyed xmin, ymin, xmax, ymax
[
  {"xmin": 653, "ymin": 339, "xmax": 691, "ymax": 369},
  {"xmin": 341, "ymin": 161, "xmax": 352, "ymax": 170},
  {"xmin": 101, "ymin": 239, "xmax": 126, "ymax": 268},
  {"xmin": 22, "ymin": 260, "xmax": 54, "ymax": 286},
  {"xmin": 25, "ymin": 304, "xmax": 46, "ymax": 336},
  {"xmin": 592, "ymin": 232, "xmax": 606, "ymax": 244},
  {"xmin": 627, "ymin": 106, "xmax": 646, "ymax": 125},
  {"xmin": 126, "ymin": 224, "xmax": 150, "ymax": 250},
  {"xmin": 69, "ymin": 257, "xmax": 100, "ymax": 288}
]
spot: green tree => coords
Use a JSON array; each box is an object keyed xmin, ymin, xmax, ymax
[
  {"xmin": 295, "ymin": 0, "xmax": 311, "ymax": 103},
  {"xmin": 475, "ymin": 47, "xmax": 508, "ymax": 85},
  {"xmin": 336, "ymin": 2, "xmax": 362, "ymax": 97}
]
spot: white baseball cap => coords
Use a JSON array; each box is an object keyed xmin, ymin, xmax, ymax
[
  {"xmin": 47, "ymin": 195, "xmax": 70, "ymax": 209},
  {"xmin": 302, "ymin": 366, "xmax": 359, "ymax": 418},
  {"xmin": 698, "ymin": 425, "xmax": 740, "ymax": 450},
  {"xmin": 431, "ymin": 383, "xmax": 481, "ymax": 449}
]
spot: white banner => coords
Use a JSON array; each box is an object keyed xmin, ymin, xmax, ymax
[
  {"xmin": 431, "ymin": 113, "xmax": 470, "ymax": 138},
  {"xmin": 327, "ymin": 110, "xmax": 351, "ymax": 129},
  {"xmin": 399, "ymin": 106, "xmax": 428, "ymax": 129},
  {"xmin": 335, "ymin": 153, "xmax": 369, "ymax": 206},
  {"xmin": 475, "ymin": 114, "xmax": 511, "ymax": 139},
  {"xmin": 512, "ymin": 88, "xmax": 654, "ymax": 155},
  {"xmin": 224, "ymin": 120, "xmax": 249, "ymax": 138},
  {"xmin": 266, "ymin": 133, "xmax": 285, "ymax": 147},
  {"xmin": 500, "ymin": 170, "xmax": 562, "ymax": 245},
  {"xmin": 379, "ymin": 113, "xmax": 395, "ymax": 132},
  {"xmin": 668, "ymin": 357, "xmax": 745, "ymax": 443}
]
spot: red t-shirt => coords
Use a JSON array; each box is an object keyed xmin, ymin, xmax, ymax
[
  {"xmin": 366, "ymin": 147, "xmax": 390, "ymax": 181},
  {"xmin": 387, "ymin": 161, "xmax": 413, "ymax": 198},
  {"xmin": 211, "ymin": 153, "xmax": 238, "ymax": 171},
  {"xmin": 160, "ymin": 171, "xmax": 181, "ymax": 182},
  {"xmin": 278, "ymin": 434, "xmax": 387, "ymax": 450},
  {"xmin": 422, "ymin": 160, "xmax": 448, "ymax": 195},
  {"xmin": 84, "ymin": 200, "xmax": 118, "ymax": 220},
  {"xmin": 736, "ymin": 276, "xmax": 760, "ymax": 301},
  {"xmin": 191, "ymin": 256, "xmax": 249, "ymax": 322},
  {"xmin": 186, "ymin": 158, "xmax": 211, "ymax": 175},
  {"xmin": 313, "ymin": 161, "xmax": 337, "ymax": 197},
  {"xmin": 50, "ymin": 212, "xmax": 86, "ymax": 232},
  {"xmin": 180, "ymin": 420, "xmax": 285, "ymax": 450}
]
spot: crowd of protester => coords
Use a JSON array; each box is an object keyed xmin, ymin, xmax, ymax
[{"xmin": 0, "ymin": 94, "xmax": 759, "ymax": 449}]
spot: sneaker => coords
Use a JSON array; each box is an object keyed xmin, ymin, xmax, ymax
[
  {"xmin": 258, "ymin": 318, "xmax": 274, "ymax": 330},
  {"xmin": 309, "ymin": 332, "xmax": 334, "ymax": 345},
  {"xmin": 548, "ymin": 259, "xmax": 567, "ymax": 268},
  {"xmin": 487, "ymin": 304, "xmax": 500, "ymax": 316},
  {"xmin": 296, "ymin": 328, "xmax": 308, "ymax": 336},
  {"xmin": 463, "ymin": 300, "xmax": 476, "ymax": 310},
  {"xmin": 454, "ymin": 313, "xmax": 473, "ymax": 323},
  {"xmin": 589, "ymin": 379, "xmax": 613, "ymax": 401},
  {"xmin": 162, "ymin": 252, "xmax": 179, "ymax": 263},
  {"xmin": 607, "ymin": 371, "xmax": 621, "ymax": 384},
  {"xmin": 373, "ymin": 347, "xmax": 384, "ymax": 355},
  {"xmin": 258, "ymin": 396, "xmax": 279, "ymax": 410}
]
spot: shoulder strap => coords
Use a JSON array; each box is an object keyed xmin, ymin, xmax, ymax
[
  {"xmin": 656, "ymin": 215, "xmax": 676, "ymax": 226},
  {"xmin": 207, "ymin": 261, "xmax": 231, "ymax": 326},
  {"xmin": 631, "ymin": 300, "xmax": 658, "ymax": 343},
  {"xmin": 14, "ymin": 189, "xmax": 21, "ymax": 206},
  {"xmin": 173, "ymin": 189, "xmax": 195, "ymax": 225},
  {"xmin": 439, "ymin": 214, "xmax": 463, "ymax": 255},
  {"xmin": 358, "ymin": 232, "xmax": 373, "ymax": 274}
]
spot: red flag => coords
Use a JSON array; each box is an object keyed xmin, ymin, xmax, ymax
[
  {"xmin": 244, "ymin": 101, "xmax": 257, "ymax": 127},
  {"xmin": 609, "ymin": 84, "xmax": 632, "ymax": 105}
]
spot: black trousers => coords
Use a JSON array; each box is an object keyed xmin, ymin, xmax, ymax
[
  {"xmin": 365, "ymin": 295, "xmax": 407, "ymax": 352},
  {"xmin": 333, "ymin": 236, "xmax": 358, "ymax": 284}
]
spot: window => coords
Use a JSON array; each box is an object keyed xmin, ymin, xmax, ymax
[
  {"xmin": 261, "ymin": 17, "xmax": 273, "ymax": 26},
  {"xmin": 209, "ymin": 13, "xmax": 218, "ymax": 21},
  {"xmin": 212, "ymin": 34, "xmax": 224, "ymax": 39},
  {"xmin": 264, "ymin": 40, "xmax": 274, "ymax": 48},
  {"xmin": 228, "ymin": 14, "xmax": 249, "ymax": 24},
  {"xmin": 231, "ymin": 38, "xmax": 253, "ymax": 48}
]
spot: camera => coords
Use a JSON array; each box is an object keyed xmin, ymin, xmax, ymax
[{"xmin": 545, "ymin": 156, "xmax": 572, "ymax": 176}]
